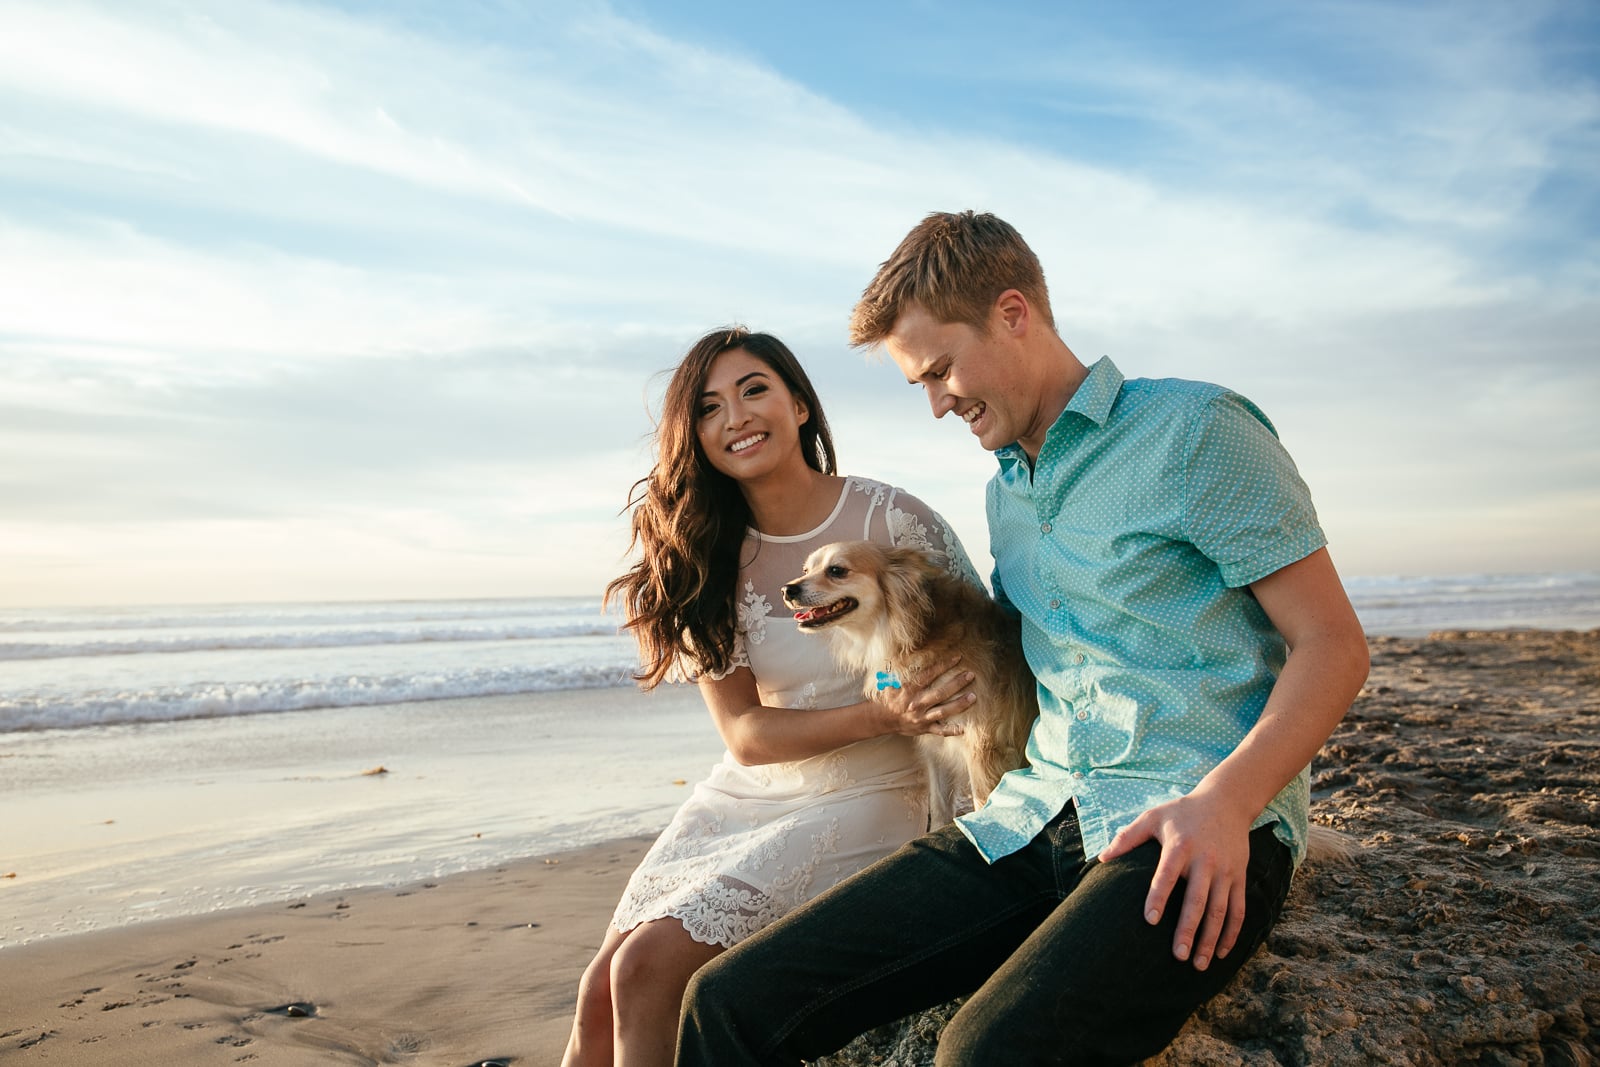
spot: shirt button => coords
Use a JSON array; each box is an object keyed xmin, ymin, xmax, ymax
[
  {"xmin": 1040, "ymin": 522, "xmax": 1052, "ymax": 533},
  {"xmin": 1075, "ymin": 710, "xmax": 1088, "ymax": 721},
  {"xmin": 1049, "ymin": 599, "xmax": 1061, "ymax": 609},
  {"xmin": 1074, "ymin": 653, "xmax": 1086, "ymax": 665},
  {"xmin": 1072, "ymin": 771, "xmax": 1085, "ymax": 780}
]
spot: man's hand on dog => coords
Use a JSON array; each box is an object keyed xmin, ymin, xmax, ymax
[
  {"xmin": 1096, "ymin": 788, "xmax": 1254, "ymax": 972},
  {"xmin": 876, "ymin": 657, "xmax": 975, "ymax": 737}
]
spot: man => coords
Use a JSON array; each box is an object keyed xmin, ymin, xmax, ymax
[{"xmin": 677, "ymin": 211, "xmax": 1369, "ymax": 1065}]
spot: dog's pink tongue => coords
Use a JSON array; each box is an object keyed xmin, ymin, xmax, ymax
[{"xmin": 794, "ymin": 609, "xmax": 814, "ymax": 622}]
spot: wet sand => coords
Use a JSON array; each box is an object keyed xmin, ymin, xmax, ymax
[
  {"xmin": 0, "ymin": 836, "xmax": 655, "ymax": 1065},
  {"xmin": 0, "ymin": 683, "xmax": 714, "ymax": 948},
  {"xmin": 5, "ymin": 630, "xmax": 1598, "ymax": 1065}
]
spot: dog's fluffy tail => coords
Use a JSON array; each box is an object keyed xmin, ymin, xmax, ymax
[{"xmin": 1304, "ymin": 822, "xmax": 1360, "ymax": 865}]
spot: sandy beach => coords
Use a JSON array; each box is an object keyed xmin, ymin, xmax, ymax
[
  {"xmin": 0, "ymin": 836, "xmax": 653, "ymax": 1065},
  {"xmin": 5, "ymin": 629, "xmax": 1598, "ymax": 1065}
]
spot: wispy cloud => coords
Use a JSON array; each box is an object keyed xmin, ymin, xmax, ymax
[{"xmin": 0, "ymin": 0, "xmax": 1595, "ymax": 604}]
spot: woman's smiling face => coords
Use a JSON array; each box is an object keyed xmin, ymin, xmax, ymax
[{"xmin": 695, "ymin": 347, "xmax": 810, "ymax": 483}]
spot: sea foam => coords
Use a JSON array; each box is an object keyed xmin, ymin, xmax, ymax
[{"xmin": 0, "ymin": 661, "xmax": 640, "ymax": 732}]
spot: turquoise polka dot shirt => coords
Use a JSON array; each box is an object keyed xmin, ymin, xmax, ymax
[{"xmin": 955, "ymin": 357, "xmax": 1327, "ymax": 867}]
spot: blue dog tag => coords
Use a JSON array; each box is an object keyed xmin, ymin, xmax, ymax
[{"xmin": 875, "ymin": 670, "xmax": 902, "ymax": 691}]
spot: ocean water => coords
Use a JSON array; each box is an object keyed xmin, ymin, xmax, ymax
[
  {"xmin": 3, "ymin": 576, "xmax": 1597, "ymax": 736},
  {"xmin": 1, "ymin": 575, "xmax": 1595, "ymax": 946},
  {"xmin": 0, "ymin": 596, "xmax": 639, "ymax": 733},
  {"xmin": 1341, "ymin": 571, "xmax": 1600, "ymax": 637},
  {"xmin": 0, "ymin": 597, "xmax": 692, "ymax": 946}
]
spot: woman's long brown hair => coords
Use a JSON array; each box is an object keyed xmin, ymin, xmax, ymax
[{"xmin": 606, "ymin": 328, "xmax": 836, "ymax": 688}]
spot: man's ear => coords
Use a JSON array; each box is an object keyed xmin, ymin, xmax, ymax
[{"xmin": 995, "ymin": 289, "xmax": 1029, "ymax": 337}]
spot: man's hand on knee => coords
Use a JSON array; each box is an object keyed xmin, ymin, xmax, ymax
[{"xmin": 1096, "ymin": 791, "xmax": 1252, "ymax": 971}]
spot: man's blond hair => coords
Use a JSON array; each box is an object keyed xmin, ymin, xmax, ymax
[{"xmin": 848, "ymin": 211, "xmax": 1054, "ymax": 347}]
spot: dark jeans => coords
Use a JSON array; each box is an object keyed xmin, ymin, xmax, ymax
[{"xmin": 678, "ymin": 804, "xmax": 1293, "ymax": 1066}]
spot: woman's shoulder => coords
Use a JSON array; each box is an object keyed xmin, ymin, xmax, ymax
[
  {"xmin": 844, "ymin": 474, "xmax": 946, "ymax": 514},
  {"xmin": 836, "ymin": 474, "xmax": 940, "ymax": 537},
  {"xmin": 840, "ymin": 473, "xmax": 901, "ymax": 503},
  {"xmin": 839, "ymin": 475, "xmax": 978, "ymax": 580}
]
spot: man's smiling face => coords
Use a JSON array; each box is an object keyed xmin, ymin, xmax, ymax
[{"xmin": 884, "ymin": 299, "xmax": 1039, "ymax": 455}]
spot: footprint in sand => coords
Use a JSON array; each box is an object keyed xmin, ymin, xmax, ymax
[{"xmin": 387, "ymin": 1033, "xmax": 427, "ymax": 1055}]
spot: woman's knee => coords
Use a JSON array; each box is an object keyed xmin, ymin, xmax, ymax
[
  {"xmin": 574, "ymin": 945, "xmax": 615, "ymax": 1015},
  {"xmin": 609, "ymin": 922, "xmax": 713, "ymax": 1005},
  {"xmin": 607, "ymin": 929, "xmax": 657, "ymax": 995}
]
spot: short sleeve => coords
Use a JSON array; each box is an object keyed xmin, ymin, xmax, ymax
[
  {"xmin": 699, "ymin": 630, "xmax": 752, "ymax": 681},
  {"xmin": 1182, "ymin": 393, "xmax": 1327, "ymax": 588},
  {"xmin": 880, "ymin": 488, "xmax": 984, "ymax": 590}
]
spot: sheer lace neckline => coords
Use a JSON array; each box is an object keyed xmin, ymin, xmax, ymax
[{"xmin": 750, "ymin": 477, "xmax": 856, "ymax": 543}]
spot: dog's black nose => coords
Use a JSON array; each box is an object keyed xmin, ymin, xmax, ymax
[{"xmin": 781, "ymin": 582, "xmax": 800, "ymax": 599}]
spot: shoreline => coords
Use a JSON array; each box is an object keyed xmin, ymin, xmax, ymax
[
  {"xmin": 5, "ymin": 629, "xmax": 1598, "ymax": 1064},
  {"xmin": 0, "ymin": 683, "xmax": 717, "ymax": 948}
]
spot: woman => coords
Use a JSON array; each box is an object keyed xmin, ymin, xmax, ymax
[{"xmin": 561, "ymin": 328, "xmax": 979, "ymax": 1067}]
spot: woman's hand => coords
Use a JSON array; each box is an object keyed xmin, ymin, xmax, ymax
[
  {"xmin": 701, "ymin": 656, "xmax": 975, "ymax": 765},
  {"xmin": 873, "ymin": 658, "xmax": 976, "ymax": 737}
]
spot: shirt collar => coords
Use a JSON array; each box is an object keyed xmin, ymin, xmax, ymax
[{"xmin": 995, "ymin": 356, "xmax": 1124, "ymax": 469}]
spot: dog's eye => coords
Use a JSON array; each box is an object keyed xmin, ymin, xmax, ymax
[{"xmin": 826, "ymin": 565, "xmax": 848, "ymax": 579}]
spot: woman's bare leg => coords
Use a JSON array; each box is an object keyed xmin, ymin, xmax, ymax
[
  {"xmin": 560, "ymin": 925, "xmax": 630, "ymax": 1067},
  {"xmin": 609, "ymin": 918, "xmax": 723, "ymax": 1067}
]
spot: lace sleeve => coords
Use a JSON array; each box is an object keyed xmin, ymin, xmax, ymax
[
  {"xmin": 701, "ymin": 628, "xmax": 751, "ymax": 681},
  {"xmin": 669, "ymin": 624, "xmax": 752, "ymax": 683},
  {"xmin": 880, "ymin": 488, "xmax": 983, "ymax": 589}
]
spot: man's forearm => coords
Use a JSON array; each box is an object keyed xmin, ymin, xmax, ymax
[{"xmin": 1193, "ymin": 626, "xmax": 1369, "ymax": 822}]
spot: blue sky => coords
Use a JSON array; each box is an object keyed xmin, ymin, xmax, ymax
[{"xmin": 1, "ymin": 0, "xmax": 1596, "ymax": 607}]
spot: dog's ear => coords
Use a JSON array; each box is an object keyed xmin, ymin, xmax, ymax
[
  {"xmin": 888, "ymin": 545, "xmax": 944, "ymax": 582},
  {"xmin": 880, "ymin": 547, "xmax": 936, "ymax": 652}
]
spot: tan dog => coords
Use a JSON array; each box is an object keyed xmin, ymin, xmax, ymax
[{"xmin": 782, "ymin": 540, "xmax": 1039, "ymax": 826}]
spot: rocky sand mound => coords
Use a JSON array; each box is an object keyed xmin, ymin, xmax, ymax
[{"xmin": 816, "ymin": 630, "xmax": 1600, "ymax": 1065}]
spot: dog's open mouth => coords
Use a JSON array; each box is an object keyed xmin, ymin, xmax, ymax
[{"xmin": 792, "ymin": 598, "xmax": 857, "ymax": 628}]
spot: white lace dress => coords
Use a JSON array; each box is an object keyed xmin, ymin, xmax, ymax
[{"xmin": 610, "ymin": 476, "xmax": 979, "ymax": 947}]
